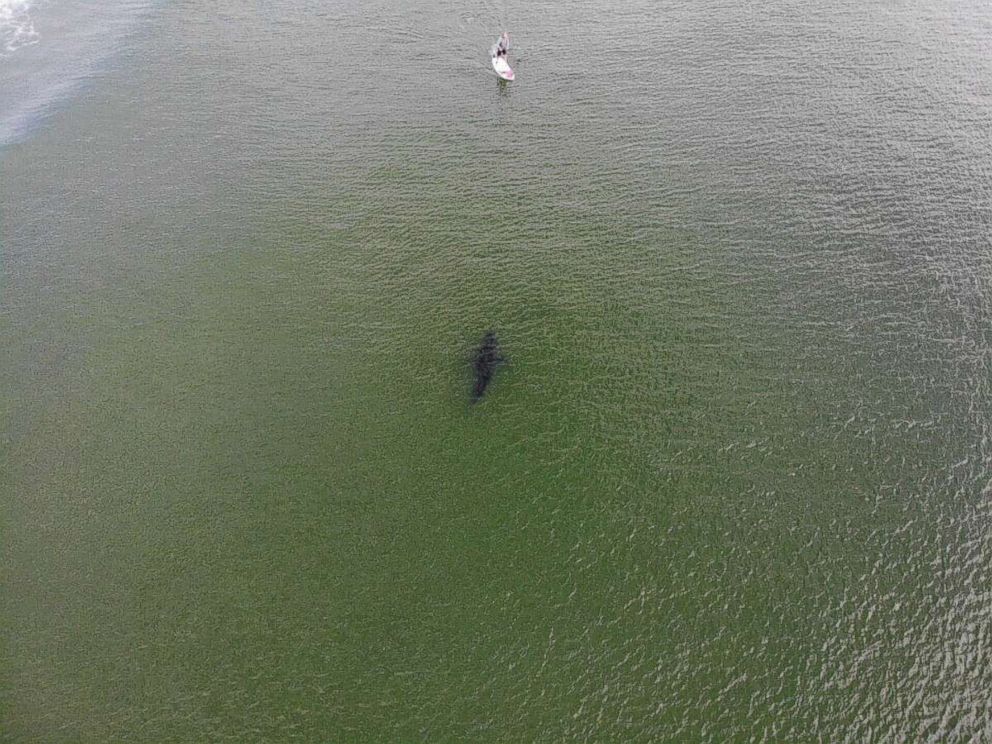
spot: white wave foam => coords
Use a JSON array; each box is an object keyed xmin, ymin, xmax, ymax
[{"xmin": 0, "ymin": 0, "xmax": 38, "ymax": 55}]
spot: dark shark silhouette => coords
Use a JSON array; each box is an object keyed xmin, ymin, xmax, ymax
[{"xmin": 472, "ymin": 331, "xmax": 505, "ymax": 402}]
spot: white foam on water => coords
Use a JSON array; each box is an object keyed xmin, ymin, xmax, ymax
[{"xmin": 0, "ymin": 0, "xmax": 38, "ymax": 55}]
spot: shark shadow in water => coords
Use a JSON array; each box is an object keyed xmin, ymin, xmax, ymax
[{"xmin": 471, "ymin": 331, "xmax": 505, "ymax": 403}]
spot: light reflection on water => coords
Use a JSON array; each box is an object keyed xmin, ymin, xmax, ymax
[{"xmin": 0, "ymin": 0, "xmax": 150, "ymax": 145}]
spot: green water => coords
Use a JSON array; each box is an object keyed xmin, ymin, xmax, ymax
[{"xmin": 3, "ymin": 0, "xmax": 991, "ymax": 740}]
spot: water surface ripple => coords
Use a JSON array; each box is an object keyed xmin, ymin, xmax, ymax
[{"xmin": 2, "ymin": 0, "xmax": 990, "ymax": 741}]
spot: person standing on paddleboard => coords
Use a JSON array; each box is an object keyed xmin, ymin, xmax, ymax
[
  {"xmin": 493, "ymin": 31, "xmax": 509, "ymax": 58},
  {"xmin": 490, "ymin": 31, "xmax": 514, "ymax": 80}
]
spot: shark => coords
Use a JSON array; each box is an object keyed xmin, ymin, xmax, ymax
[{"xmin": 471, "ymin": 331, "xmax": 505, "ymax": 402}]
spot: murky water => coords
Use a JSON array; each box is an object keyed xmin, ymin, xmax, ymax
[{"xmin": 2, "ymin": 0, "xmax": 991, "ymax": 740}]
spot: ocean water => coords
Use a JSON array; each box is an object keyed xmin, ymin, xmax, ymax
[
  {"xmin": 2, "ymin": 0, "xmax": 991, "ymax": 741},
  {"xmin": 0, "ymin": 0, "xmax": 151, "ymax": 145}
]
